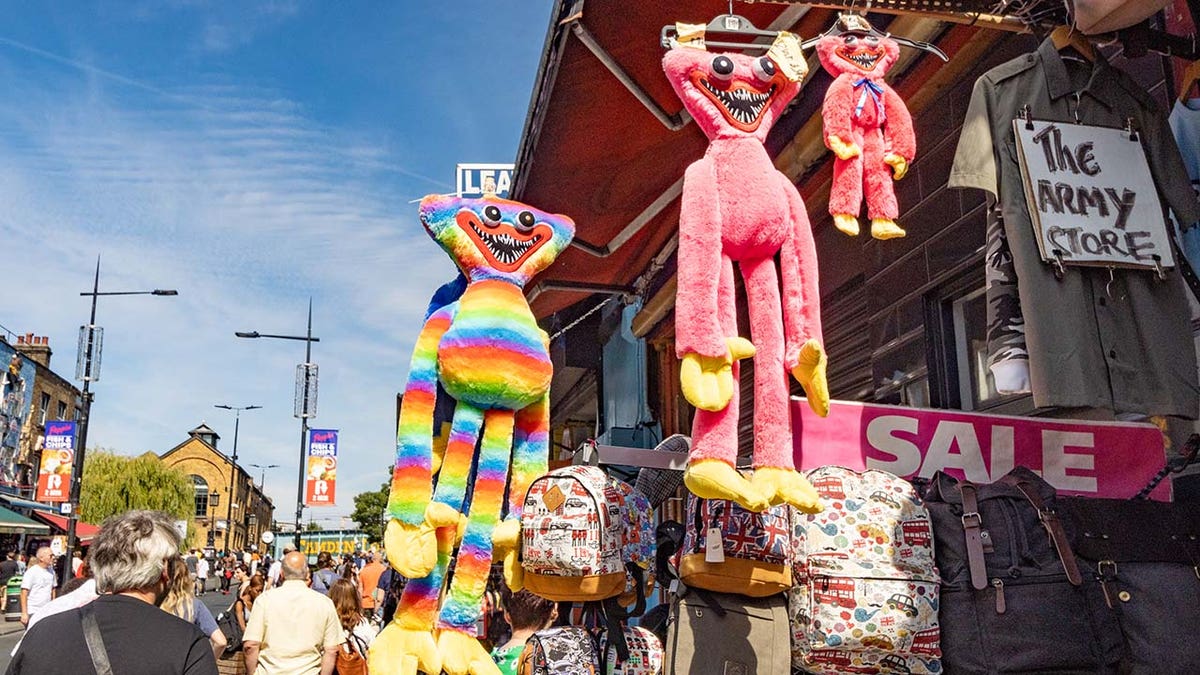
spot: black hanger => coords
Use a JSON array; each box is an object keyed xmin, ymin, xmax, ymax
[
  {"xmin": 801, "ymin": 12, "xmax": 949, "ymax": 62},
  {"xmin": 661, "ymin": 14, "xmax": 781, "ymax": 54}
]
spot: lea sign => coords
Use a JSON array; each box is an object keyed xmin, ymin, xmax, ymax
[
  {"xmin": 456, "ymin": 163, "xmax": 514, "ymax": 199},
  {"xmin": 793, "ymin": 399, "xmax": 1169, "ymax": 500}
]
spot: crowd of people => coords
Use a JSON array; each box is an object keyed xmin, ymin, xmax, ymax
[{"xmin": 3, "ymin": 514, "xmax": 406, "ymax": 675}]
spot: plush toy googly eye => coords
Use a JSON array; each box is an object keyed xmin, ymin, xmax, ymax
[
  {"xmin": 482, "ymin": 205, "xmax": 502, "ymax": 226},
  {"xmin": 516, "ymin": 211, "xmax": 536, "ymax": 231},
  {"xmin": 710, "ymin": 55, "xmax": 735, "ymax": 81},
  {"xmin": 752, "ymin": 57, "xmax": 777, "ymax": 82}
]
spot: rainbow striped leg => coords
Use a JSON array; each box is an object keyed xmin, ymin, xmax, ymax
[
  {"xmin": 436, "ymin": 409, "xmax": 515, "ymax": 674},
  {"xmin": 387, "ymin": 304, "xmax": 456, "ymax": 526},
  {"xmin": 392, "ymin": 402, "xmax": 484, "ymax": 631},
  {"xmin": 507, "ymin": 392, "xmax": 550, "ymax": 522}
]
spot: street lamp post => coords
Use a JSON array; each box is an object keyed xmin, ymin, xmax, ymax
[
  {"xmin": 250, "ymin": 463, "xmax": 280, "ymax": 490},
  {"xmin": 236, "ymin": 299, "xmax": 319, "ymax": 551},
  {"xmin": 214, "ymin": 404, "xmax": 261, "ymax": 554},
  {"xmin": 63, "ymin": 257, "xmax": 177, "ymax": 585}
]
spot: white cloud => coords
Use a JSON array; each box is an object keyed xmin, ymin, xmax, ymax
[{"xmin": 0, "ymin": 48, "xmax": 459, "ymax": 526}]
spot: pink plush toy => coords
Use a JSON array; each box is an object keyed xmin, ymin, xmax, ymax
[
  {"xmin": 663, "ymin": 44, "xmax": 827, "ymax": 514},
  {"xmin": 816, "ymin": 19, "xmax": 915, "ymax": 240}
]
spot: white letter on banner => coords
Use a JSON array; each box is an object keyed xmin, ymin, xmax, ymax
[
  {"xmin": 865, "ymin": 415, "xmax": 922, "ymax": 476},
  {"xmin": 990, "ymin": 426, "xmax": 1015, "ymax": 478},
  {"xmin": 920, "ymin": 421, "xmax": 990, "ymax": 482},
  {"xmin": 1041, "ymin": 430, "xmax": 1097, "ymax": 493}
]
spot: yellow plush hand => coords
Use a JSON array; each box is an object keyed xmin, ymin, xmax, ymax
[
  {"xmin": 383, "ymin": 518, "xmax": 437, "ymax": 579},
  {"xmin": 828, "ymin": 135, "xmax": 861, "ymax": 160},
  {"xmin": 884, "ymin": 153, "xmax": 909, "ymax": 180},
  {"xmin": 791, "ymin": 339, "xmax": 830, "ymax": 418},
  {"xmin": 492, "ymin": 519, "xmax": 524, "ymax": 592},
  {"xmin": 439, "ymin": 630, "xmax": 503, "ymax": 675},
  {"xmin": 680, "ymin": 337, "xmax": 756, "ymax": 412}
]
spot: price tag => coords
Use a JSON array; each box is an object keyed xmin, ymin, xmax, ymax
[
  {"xmin": 705, "ymin": 527, "xmax": 726, "ymax": 563},
  {"xmin": 768, "ymin": 31, "xmax": 809, "ymax": 83}
]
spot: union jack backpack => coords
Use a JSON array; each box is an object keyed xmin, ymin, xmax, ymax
[
  {"xmin": 521, "ymin": 465, "xmax": 655, "ymax": 602},
  {"xmin": 678, "ymin": 493, "xmax": 795, "ymax": 597},
  {"xmin": 790, "ymin": 466, "xmax": 942, "ymax": 675}
]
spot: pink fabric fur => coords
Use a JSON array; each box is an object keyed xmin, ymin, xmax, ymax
[{"xmin": 664, "ymin": 47, "xmax": 823, "ymax": 470}]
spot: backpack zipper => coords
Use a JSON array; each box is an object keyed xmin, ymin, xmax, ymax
[{"xmin": 992, "ymin": 578, "xmax": 1006, "ymax": 614}]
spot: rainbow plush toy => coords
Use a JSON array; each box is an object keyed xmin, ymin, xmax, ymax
[
  {"xmin": 816, "ymin": 14, "xmax": 916, "ymax": 240},
  {"xmin": 662, "ymin": 37, "xmax": 826, "ymax": 516},
  {"xmin": 370, "ymin": 194, "xmax": 574, "ymax": 675}
]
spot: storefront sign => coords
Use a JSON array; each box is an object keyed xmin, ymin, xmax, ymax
[
  {"xmin": 456, "ymin": 163, "xmax": 514, "ymax": 198},
  {"xmin": 35, "ymin": 420, "xmax": 75, "ymax": 502},
  {"xmin": 304, "ymin": 428, "xmax": 338, "ymax": 506},
  {"xmin": 792, "ymin": 399, "xmax": 1169, "ymax": 501},
  {"xmin": 1013, "ymin": 119, "xmax": 1173, "ymax": 270}
]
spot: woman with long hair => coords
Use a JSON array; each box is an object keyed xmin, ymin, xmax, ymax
[
  {"xmin": 235, "ymin": 572, "xmax": 266, "ymax": 632},
  {"xmin": 328, "ymin": 578, "xmax": 377, "ymax": 660},
  {"xmin": 161, "ymin": 556, "xmax": 228, "ymax": 661}
]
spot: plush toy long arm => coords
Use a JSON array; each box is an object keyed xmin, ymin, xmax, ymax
[
  {"xmin": 384, "ymin": 303, "xmax": 457, "ymax": 578},
  {"xmin": 675, "ymin": 160, "xmax": 728, "ymax": 361},
  {"xmin": 882, "ymin": 83, "xmax": 916, "ymax": 178},
  {"xmin": 779, "ymin": 175, "xmax": 830, "ymax": 418},
  {"xmin": 822, "ymin": 75, "xmax": 862, "ymax": 159}
]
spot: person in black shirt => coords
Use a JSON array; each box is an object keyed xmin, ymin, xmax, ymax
[
  {"xmin": 0, "ymin": 551, "xmax": 17, "ymax": 611},
  {"xmin": 6, "ymin": 511, "xmax": 217, "ymax": 675}
]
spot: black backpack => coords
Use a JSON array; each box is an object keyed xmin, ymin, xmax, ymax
[{"xmin": 924, "ymin": 467, "xmax": 1123, "ymax": 673}]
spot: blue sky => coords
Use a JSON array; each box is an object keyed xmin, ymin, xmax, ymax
[{"xmin": 0, "ymin": 1, "xmax": 555, "ymax": 529}]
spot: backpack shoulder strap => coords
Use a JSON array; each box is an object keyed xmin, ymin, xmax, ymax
[
  {"xmin": 80, "ymin": 603, "xmax": 114, "ymax": 675},
  {"xmin": 958, "ymin": 480, "xmax": 989, "ymax": 590}
]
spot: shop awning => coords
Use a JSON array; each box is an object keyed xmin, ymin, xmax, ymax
[
  {"xmin": 0, "ymin": 506, "xmax": 51, "ymax": 535},
  {"xmin": 0, "ymin": 494, "xmax": 59, "ymax": 513},
  {"xmin": 31, "ymin": 512, "xmax": 99, "ymax": 543}
]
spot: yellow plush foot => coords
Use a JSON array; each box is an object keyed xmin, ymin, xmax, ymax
[
  {"xmin": 492, "ymin": 519, "xmax": 524, "ymax": 592},
  {"xmin": 684, "ymin": 459, "xmax": 769, "ymax": 512},
  {"xmin": 438, "ymin": 629, "xmax": 501, "ymax": 675},
  {"xmin": 680, "ymin": 337, "xmax": 756, "ymax": 412},
  {"xmin": 383, "ymin": 518, "xmax": 437, "ymax": 579},
  {"xmin": 368, "ymin": 623, "xmax": 441, "ymax": 675},
  {"xmin": 791, "ymin": 339, "xmax": 830, "ymax": 418},
  {"xmin": 870, "ymin": 218, "xmax": 906, "ymax": 240},
  {"xmin": 833, "ymin": 213, "xmax": 860, "ymax": 237},
  {"xmin": 751, "ymin": 467, "xmax": 822, "ymax": 514}
]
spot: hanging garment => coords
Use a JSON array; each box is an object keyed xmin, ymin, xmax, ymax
[
  {"xmin": 1169, "ymin": 98, "xmax": 1200, "ymax": 278},
  {"xmin": 949, "ymin": 38, "xmax": 1200, "ymax": 418}
]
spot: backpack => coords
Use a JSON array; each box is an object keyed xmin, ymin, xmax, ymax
[
  {"xmin": 334, "ymin": 634, "xmax": 368, "ymax": 675},
  {"xmin": 664, "ymin": 587, "xmax": 790, "ymax": 675},
  {"xmin": 924, "ymin": 467, "xmax": 1123, "ymax": 673},
  {"xmin": 521, "ymin": 465, "xmax": 655, "ymax": 602},
  {"xmin": 678, "ymin": 493, "xmax": 794, "ymax": 597},
  {"xmin": 791, "ymin": 466, "xmax": 942, "ymax": 675},
  {"xmin": 603, "ymin": 624, "xmax": 663, "ymax": 675},
  {"xmin": 518, "ymin": 625, "xmax": 602, "ymax": 675},
  {"xmin": 311, "ymin": 568, "xmax": 337, "ymax": 594}
]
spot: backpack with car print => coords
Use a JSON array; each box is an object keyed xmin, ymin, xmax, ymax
[{"xmin": 790, "ymin": 466, "xmax": 942, "ymax": 675}]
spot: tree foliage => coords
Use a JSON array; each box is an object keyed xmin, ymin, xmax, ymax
[
  {"xmin": 350, "ymin": 465, "xmax": 390, "ymax": 544},
  {"xmin": 79, "ymin": 450, "xmax": 195, "ymax": 525}
]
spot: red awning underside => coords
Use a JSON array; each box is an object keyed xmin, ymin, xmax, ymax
[{"xmin": 33, "ymin": 512, "xmax": 100, "ymax": 543}]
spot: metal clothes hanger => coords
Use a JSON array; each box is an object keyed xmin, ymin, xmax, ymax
[
  {"xmin": 660, "ymin": 1, "xmax": 782, "ymax": 53},
  {"xmin": 1050, "ymin": 24, "xmax": 1097, "ymax": 62},
  {"xmin": 800, "ymin": 12, "xmax": 949, "ymax": 62}
]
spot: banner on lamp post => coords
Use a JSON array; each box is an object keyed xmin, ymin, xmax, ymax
[
  {"xmin": 305, "ymin": 429, "xmax": 338, "ymax": 506},
  {"xmin": 36, "ymin": 421, "xmax": 75, "ymax": 502}
]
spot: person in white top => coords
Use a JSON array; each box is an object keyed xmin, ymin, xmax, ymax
[
  {"xmin": 70, "ymin": 551, "xmax": 83, "ymax": 577},
  {"xmin": 267, "ymin": 547, "xmax": 291, "ymax": 588},
  {"xmin": 195, "ymin": 555, "xmax": 209, "ymax": 596},
  {"xmin": 19, "ymin": 547, "xmax": 56, "ymax": 626}
]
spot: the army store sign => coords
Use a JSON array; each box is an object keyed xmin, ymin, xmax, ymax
[{"xmin": 1014, "ymin": 119, "xmax": 1174, "ymax": 271}]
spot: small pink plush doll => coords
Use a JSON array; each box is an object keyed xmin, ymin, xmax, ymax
[
  {"xmin": 663, "ymin": 40, "xmax": 827, "ymax": 515},
  {"xmin": 816, "ymin": 16, "xmax": 915, "ymax": 240}
]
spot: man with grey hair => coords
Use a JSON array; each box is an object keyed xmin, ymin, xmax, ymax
[
  {"xmin": 6, "ymin": 510, "xmax": 217, "ymax": 674},
  {"xmin": 243, "ymin": 550, "xmax": 341, "ymax": 675}
]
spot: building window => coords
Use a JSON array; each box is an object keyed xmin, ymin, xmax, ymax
[
  {"xmin": 951, "ymin": 288, "xmax": 1007, "ymax": 410},
  {"xmin": 39, "ymin": 393, "xmax": 50, "ymax": 424},
  {"xmin": 56, "ymin": 401, "xmax": 67, "ymax": 421},
  {"xmin": 192, "ymin": 475, "xmax": 209, "ymax": 518}
]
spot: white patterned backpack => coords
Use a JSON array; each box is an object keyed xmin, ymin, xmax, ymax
[
  {"xmin": 521, "ymin": 465, "xmax": 655, "ymax": 602},
  {"xmin": 604, "ymin": 625, "xmax": 663, "ymax": 675},
  {"xmin": 791, "ymin": 466, "xmax": 942, "ymax": 674}
]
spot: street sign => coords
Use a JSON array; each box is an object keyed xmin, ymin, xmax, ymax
[
  {"xmin": 305, "ymin": 429, "xmax": 338, "ymax": 507},
  {"xmin": 49, "ymin": 536, "xmax": 65, "ymax": 556},
  {"xmin": 456, "ymin": 163, "xmax": 514, "ymax": 199}
]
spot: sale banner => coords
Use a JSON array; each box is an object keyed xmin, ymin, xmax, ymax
[
  {"xmin": 36, "ymin": 421, "xmax": 76, "ymax": 502},
  {"xmin": 305, "ymin": 429, "xmax": 338, "ymax": 506},
  {"xmin": 792, "ymin": 398, "xmax": 1170, "ymax": 501}
]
